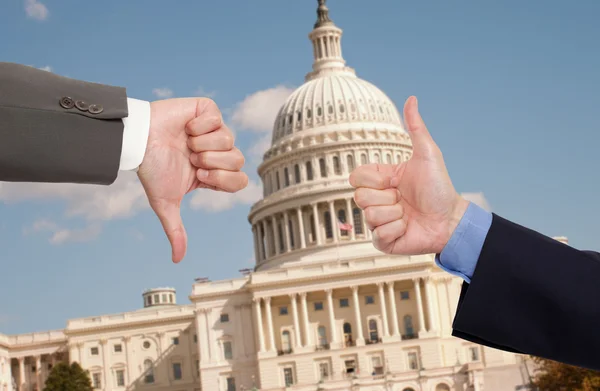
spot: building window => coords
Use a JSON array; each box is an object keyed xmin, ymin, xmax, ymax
[
  {"xmin": 169, "ymin": 294, "xmax": 174, "ymax": 303},
  {"xmin": 153, "ymin": 294, "xmax": 159, "ymax": 303},
  {"xmin": 196, "ymin": 359, "xmax": 200, "ymax": 377},
  {"xmin": 226, "ymin": 377, "xmax": 236, "ymax": 391},
  {"xmin": 281, "ymin": 330, "xmax": 292, "ymax": 353},
  {"xmin": 343, "ymin": 322, "xmax": 353, "ymax": 347},
  {"xmin": 404, "ymin": 315, "xmax": 415, "ymax": 337},
  {"xmin": 328, "ymin": 105, "xmax": 333, "ymax": 115},
  {"xmin": 172, "ymin": 337, "xmax": 179, "ymax": 345},
  {"xmin": 283, "ymin": 367, "xmax": 295, "ymax": 387},
  {"xmin": 339, "ymin": 298, "xmax": 349, "ymax": 308},
  {"xmin": 284, "ymin": 167, "xmax": 290, "ymax": 187},
  {"xmin": 346, "ymin": 155, "xmax": 354, "ymax": 172},
  {"xmin": 324, "ymin": 211, "xmax": 333, "ymax": 239},
  {"xmin": 407, "ymin": 352, "xmax": 419, "ymax": 370},
  {"xmin": 374, "ymin": 153, "xmax": 380, "ymax": 164},
  {"xmin": 468, "ymin": 346, "xmax": 480, "ymax": 361},
  {"xmin": 115, "ymin": 369, "xmax": 125, "ymax": 387},
  {"xmin": 344, "ymin": 359, "xmax": 357, "ymax": 375},
  {"xmin": 368, "ymin": 319, "xmax": 379, "ymax": 342},
  {"xmin": 288, "ymin": 218, "xmax": 295, "ymax": 249},
  {"xmin": 307, "ymin": 108, "xmax": 312, "ymax": 119},
  {"xmin": 319, "ymin": 158, "xmax": 327, "ymax": 177},
  {"xmin": 360, "ymin": 153, "xmax": 367, "ymax": 165},
  {"xmin": 309, "ymin": 214, "xmax": 316, "ymax": 244},
  {"xmin": 318, "ymin": 362, "xmax": 329, "ymax": 380},
  {"xmin": 306, "ymin": 161, "xmax": 313, "ymax": 180},
  {"xmin": 193, "ymin": 334, "xmax": 198, "ymax": 343},
  {"xmin": 333, "ymin": 156, "xmax": 341, "ymax": 175},
  {"xmin": 339, "ymin": 104, "xmax": 345, "ymax": 113},
  {"xmin": 294, "ymin": 164, "xmax": 301, "ymax": 183},
  {"xmin": 365, "ymin": 295, "xmax": 375, "ymax": 305},
  {"xmin": 172, "ymin": 362, "xmax": 182, "ymax": 380},
  {"xmin": 142, "ymin": 341, "xmax": 151, "ymax": 349},
  {"xmin": 400, "ymin": 291, "xmax": 410, "ymax": 300},
  {"xmin": 276, "ymin": 171, "xmax": 281, "ymax": 190},
  {"xmin": 147, "ymin": 296, "xmax": 152, "ymax": 305},
  {"xmin": 144, "ymin": 359, "xmax": 155, "ymax": 384},
  {"xmin": 92, "ymin": 373, "xmax": 101, "ymax": 389},
  {"xmin": 352, "ymin": 207, "xmax": 363, "ymax": 235},
  {"xmin": 162, "ymin": 293, "xmax": 167, "ymax": 302},
  {"xmin": 223, "ymin": 341, "xmax": 233, "ymax": 360},
  {"xmin": 90, "ymin": 347, "xmax": 99, "ymax": 356},
  {"xmin": 318, "ymin": 326, "xmax": 328, "ymax": 347},
  {"xmin": 279, "ymin": 306, "xmax": 288, "ymax": 316},
  {"xmin": 220, "ymin": 313, "xmax": 230, "ymax": 323},
  {"xmin": 314, "ymin": 301, "xmax": 324, "ymax": 311},
  {"xmin": 338, "ymin": 209, "xmax": 348, "ymax": 236},
  {"xmin": 386, "ymin": 153, "xmax": 392, "ymax": 164},
  {"xmin": 396, "ymin": 154, "xmax": 402, "ymax": 164},
  {"xmin": 113, "ymin": 344, "xmax": 122, "ymax": 353},
  {"xmin": 371, "ymin": 356, "xmax": 383, "ymax": 375},
  {"xmin": 278, "ymin": 222, "xmax": 284, "ymax": 252}
]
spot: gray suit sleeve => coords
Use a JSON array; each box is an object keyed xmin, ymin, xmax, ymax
[{"xmin": 0, "ymin": 62, "xmax": 128, "ymax": 185}]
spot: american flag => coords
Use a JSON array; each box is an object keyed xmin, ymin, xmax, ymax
[{"xmin": 338, "ymin": 220, "xmax": 353, "ymax": 231}]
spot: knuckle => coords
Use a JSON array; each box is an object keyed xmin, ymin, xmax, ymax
[{"xmin": 222, "ymin": 133, "xmax": 234, "ymax": 148}]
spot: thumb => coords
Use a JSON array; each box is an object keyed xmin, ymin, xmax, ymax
[
  {"xmin": 152, "ymin": 200, "xmax": 187, "ymax": 263},
  {"xmin": 403, "ymin": 96, "xmax": 439, "ymax": 158}
]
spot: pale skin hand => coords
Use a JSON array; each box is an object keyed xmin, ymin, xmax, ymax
[
  {"xmin": 349, "ymin": 96, "xmax": 469, "ymax": 255},
  {"xmin": 138, "ymin": 98, "xmax": 248, "ymax": 264}
]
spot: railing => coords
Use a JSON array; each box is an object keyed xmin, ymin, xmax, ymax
[
  {"xmin": 402, "ymin": 334, "xmax": 418, "ymax": 340},
  {"xmin": 365, "ymin": 338, "xmax": 382, "ymax": 345},
  {"xmin": 277, "ymin": 349, "xmax": 293, "ymax": 356},
  {"xmin": 315, "ymin": 343, "xmax": 330, "ymax": 351}
]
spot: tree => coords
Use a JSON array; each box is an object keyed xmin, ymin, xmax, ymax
[
  {"xmin": 43, "ymin": 362, "xmax": 93, "ymax": 391},
  {"xmin": 531, "ymin": 357, "xmax": 600, "ymax": 391}
]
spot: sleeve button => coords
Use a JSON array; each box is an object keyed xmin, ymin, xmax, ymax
[
  {"xmin": 59, "ymin": 97, "xmax": 75, "ymax": 109},
  {"xmin": 75, "ymin": 100, "xmax": 89, "ymax": 111},
  {"xmin": 88, "ymin": 104, "xmax": 104, "ymax": 114}
]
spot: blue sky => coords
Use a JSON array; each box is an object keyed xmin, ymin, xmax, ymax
[{"xmin": 1, "ymin": 0, "xmax": 599, "ymax": 335}]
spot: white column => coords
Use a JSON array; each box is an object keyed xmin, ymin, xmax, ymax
[
  {"xmin": 264, "ymin": 297, "xmax": 276, "ymax": 352},
  {"xmin": 203, "ymin": 309, "xmax": 214, "ymax": 362},
  {"xmin": 18, "ymin": 357, "xmax": 25, "ymax": 390},
  {"xmin": 424, "ymin": 277, "xmax": 438, "ymax": 331},
  {"xmin": 99, "ymin": 339, "xmax": 109, "ymax": 390},
  {"xmin": 272, "ymin": 216, "xmax": 280, "ymax": 255},
  {"xmin": 351, "ymin": 286, "xmax": 365, "ymax": 344},
  {"xmin": 253, "ymin": 299, "xmax": 266, "ymax": 353},
  {"xmin": 345, "ymin": 198, "xmax": 356, "ymax": 240},
  {"xmin": 387, "ymin": 282, "xmax": 401, "ymax": 337},
  {"xmin": 124, "ymin": 337, "xmax": 133, "ymax": 385},
  {"xmin": 235, "ymin": 305, "xmax": 246, "ymax": 358},
  {"xmin": 283, "ymin": 212, "xmax": 291, "ymax": 252},
  {"xmin": 289, "ymin": 294, "xmax": 302, "ymax": 348},
  {"xmin": 325, "ymin": 289, "xmax": 339, "ymax": 344},
  {"xmin": 296, "ymin": 207, "xmax": 306, "ymax": 248},
  {"xmin": 328, "ymin": 201, "xmax": 338, "ymax": 242},
  {"xmin": 299, "ymin": 293, "xmax": 312, "ymax": 347},
  {"xmin": 312, "ymin": 204, "xmax": 322, "ymax": 245},
  {"xmin": 35, "ymin": 356, "xmax": 41, "ymax": 391},
  {"xmin": 261, "ymin": 220, "xmax": 268, "ymax": 259},
  {"xmin": 377, "ymin": 283, "xmax": 390, "ymax": 337},
  {"xmin": 413, "ymin": 278, "xmax": 426, "ymax": 333}
]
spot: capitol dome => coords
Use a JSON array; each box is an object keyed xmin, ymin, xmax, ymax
[{"xmin": 248, "ymin": 0, "xmax": 413, "ymax": 271}]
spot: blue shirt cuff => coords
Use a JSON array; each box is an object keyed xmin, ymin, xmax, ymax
[{"xmin": 434, "ymin": 202, "xmax": 493, "ymax": 283}]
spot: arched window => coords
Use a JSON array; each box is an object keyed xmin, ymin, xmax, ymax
[
  {"xmin": 324, "ymin": 211, "xmax": 333, "ymax": 239},
  {"xmin": 294, "ymin": 164, "xmax": 301, "ymax": 184},
  {"xmin": 319, "ymin": 158, "xmax": 327, "ymax": 178},
  {"xmin": 284, "ymin": 167, "xmax": 290, "ymax": 187},
  {"xmin": 435, "ymin": 385, "xmax": 451, "ymax": 391},
  {"xmin": 374, "ymin": 153, "xmax": 380, "ymax": 164},
  {"xmin": 307, "ymin": 108, "xmax": 312, "ymax": 119},
  {"xmin": 360, "ymin": 153, "xmax": 367, "ymax": 165},
  {"xmin": 343, "ymin": 322, "xmax": 353, "ymax": 346},
  {"xmin": 368, "ymin": 319, "xmax": 379, "ymax": 343},
  {"xmin": 318, "ymin": 326, "xmax": 328, "ymax": 346},
  {"xmin": 346, "ymin": 155, "xmax": 354, "ymax": 172},
  {"xmin": 144, "ymin": 359, "xmax": 154, "ymax": 384},
  {"xmin": 338, "ymin": 209, "xmax": 348, "ymax": 237},
  {"xmin": 328, "ymin": 105, "xmax": 333, "ymax": 114},
  {"xmin": 339, "ymin": 104, "xmax": 345, "ymax": 113},
  {"xmin": 402, "ymin": 389, "xmax": 416, "ymax": 391},
  {"xmin": 317, "ymin": 106, "xmax": 322, "ymax": 116},
  {"xmin": 352, "ymin": 208, "xmax": 363, "ymax": 235},
  {"xmin": 404, "ymin": 315, "xmax": 414, "ymax": 337},
  {"xmin": 386, "ymin": 153, "xmax": 392, "ymax": 164},
  {"xmin": 297, "ymin": 111, "xmax": 302, "ymax": 122},
  {"xmin": 278, "ymin": 223, "xmax": 284, "ymax": 252},
  {"xmin": 396, "ymin": 154, "xmax": 402, "ymax": 164},
  {"xmin": 288, "ymin": 218, "xmax": 295, "ymax": 249},
  {"xmin": 282, "ymin": 330, "xmax": 292, "ymax": 352},
  {"xmin": 306, "ymin": 161, "xmax": 313, "ymax": 180},
  {"xmin": 332, "ymin": 156, "xmax": 341, "ymax": 175}
]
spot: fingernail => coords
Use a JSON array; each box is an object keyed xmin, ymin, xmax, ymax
[{"xmin": 197, "ymin": 169, "xmax": 209, "ymax": 178}]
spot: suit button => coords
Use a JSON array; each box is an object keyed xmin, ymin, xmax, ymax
[
  {"xmin": 88, "ymin": 104, "xmax": 104, "ymax": 114},
  {"xmin": 59, "ymin": 97, "xmax": 75, "ymax": 109},
  {"xmin": 75, "ymin": 100, "xmax": 89, "ymax": 111}
]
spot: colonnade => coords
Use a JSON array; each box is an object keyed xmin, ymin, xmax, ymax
[
  {"xmin": 13, "ymin": 353, "xmax": 61, "ymax": 391},
  {"xmin": 252, "ymin": 277, "xmax": 442, "ymax": 354}
]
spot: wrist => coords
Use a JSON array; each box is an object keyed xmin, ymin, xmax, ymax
[{"xmin": 444, "ymin": 195, "xmax": 470, "ymax": 248}]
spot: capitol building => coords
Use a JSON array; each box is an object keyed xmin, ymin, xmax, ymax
[{"xmin": 0, "ymin": 1, "xmax": 546, "ymax": 391}]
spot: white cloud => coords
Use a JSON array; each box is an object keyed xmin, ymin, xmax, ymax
[
  {"xmin": 189, "ymin": 180, "xmax": 262, "ymax": 212},
  {"xmin": 247, "ymin": 134, "xmax": 271, "ymax": 163},
  {"xmin": 152, "ymin": 88, "xmax": 174, "ymax": 99},
  {"xmin": 39, "ymin": 65, "xmax": 52, "ymax": 72},
  {"xmin": 461, "ymin": 192, "xmax": 492, "ymax": 212},
  {"xmin": 25, "ymin": 0, "xmax": 48, "ymax": 20},
  {"xmin": 24, "ymin": 219, "xmax": 102, "ymax": 245},
  {"xmin": 194, "ymin": 86, "xmax": 217, "ymax": 99},
  {"xmin": 230, "ymin": 85, "xmax": 294, "ymax": 133}
]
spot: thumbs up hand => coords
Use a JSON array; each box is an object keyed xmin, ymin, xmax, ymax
[{"xmin": 349, "ymin": 96, "xmax": 469, "ymax": 255}]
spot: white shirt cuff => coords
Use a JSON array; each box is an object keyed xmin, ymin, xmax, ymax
[{"xmin": 120, "ymin": 98, "xmax": 151, "ymax": 171}]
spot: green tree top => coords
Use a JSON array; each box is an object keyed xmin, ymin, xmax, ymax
[{"xmin": 43, "ymin": 362, "xmax": 93, "ymax": 391}]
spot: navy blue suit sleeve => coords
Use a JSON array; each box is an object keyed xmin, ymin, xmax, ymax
[{"xmin": 451, "ymin": 214, "xmax": 600, "ymax": 370}]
